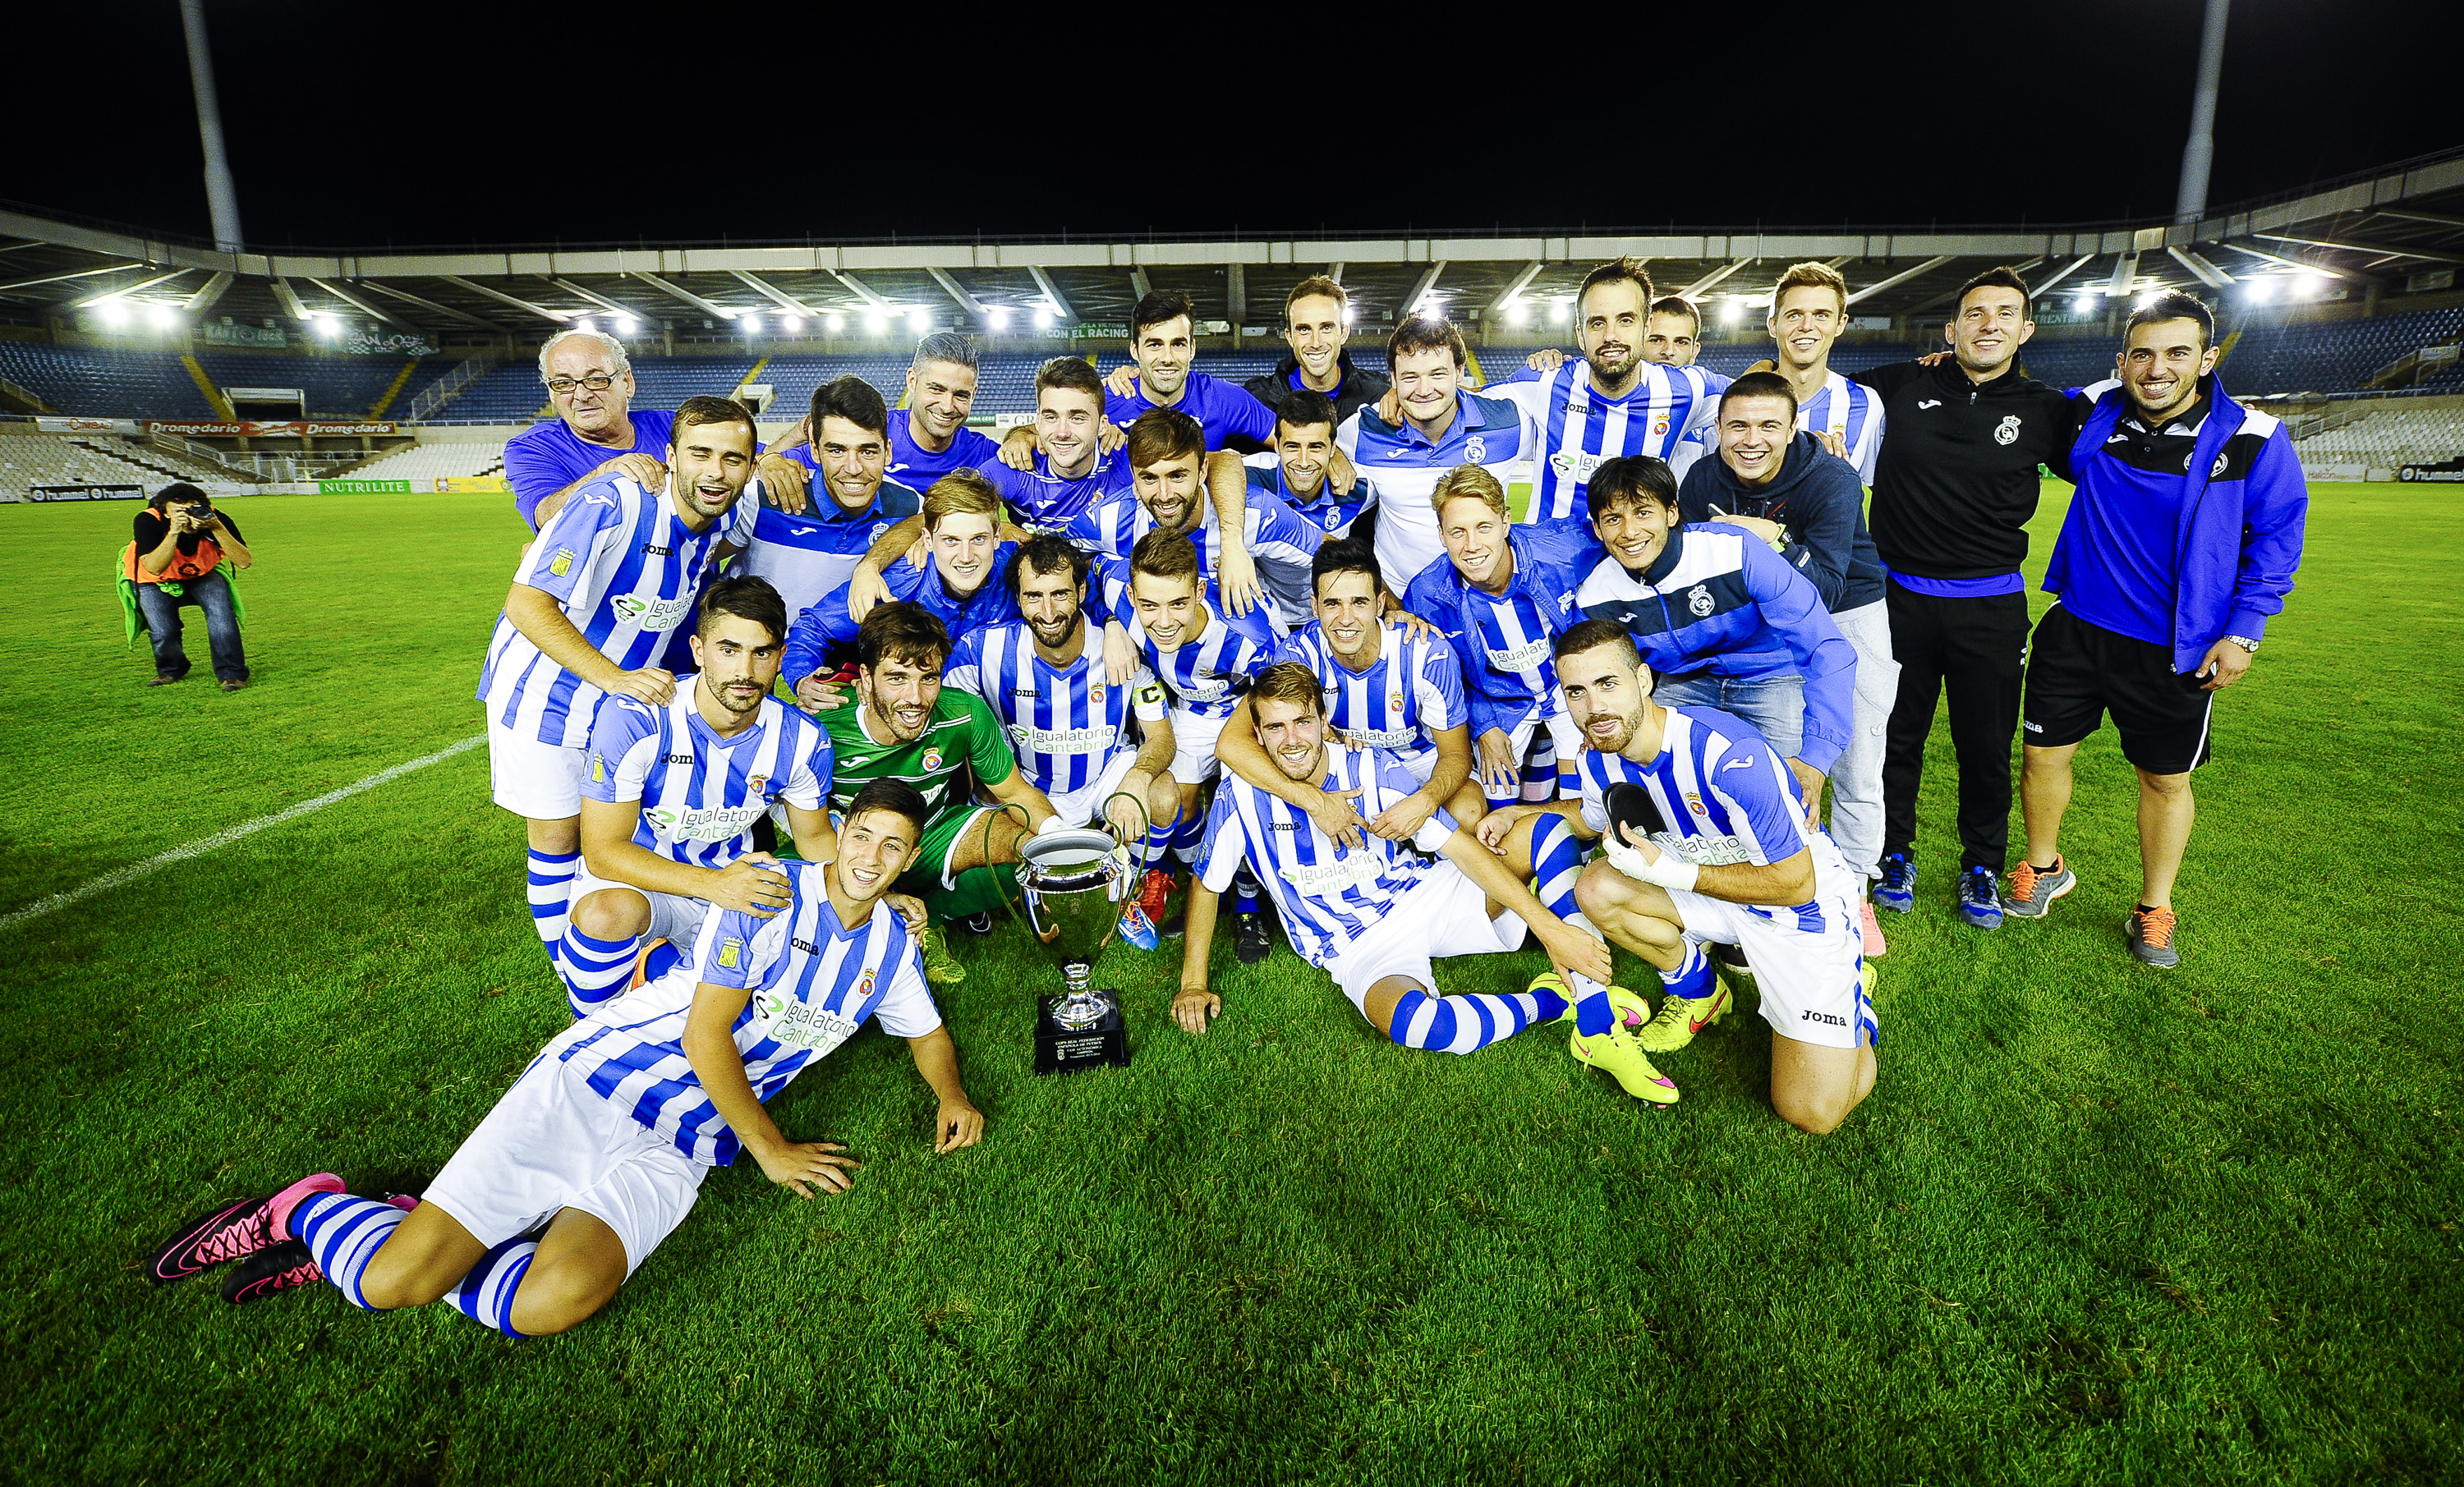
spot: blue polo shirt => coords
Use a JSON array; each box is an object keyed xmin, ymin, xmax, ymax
[
  {"xmin": 784, "ymin": 410, "xmax": 1000, "ymax": 495},
  {"xmin": 504, "ymin": 408, "xmax": 676, "ymax": 530},
  {"xmin": 977, "ymin": 447, "xmax": 1133, "ymax": 529},
  {"xmin": 1106, "ymin": 371, "xmax": 1276, "ymax": 450},
  {"xmin": 740, "ymin": 479, "xmax": 923, "ymax": 631}
]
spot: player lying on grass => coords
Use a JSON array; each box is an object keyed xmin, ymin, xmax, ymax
[
  {"xmin": 478, "ymin": 395, "xmax": 760, "ymax": 980},
  {"xmin": 560, "ymin": 576, "xmax": 843, "ymax": 1017},
  {"xmin": 148, "ymin": 779, "xmax": 984, "ymax": 1333},
  {"xmin": 817, "ymin": 603, "xmax": 1059, "ymax": 951},
  {"xmin": 1478, "ymin": 620, "xmax": 1878, "ymax": 1131},
  {"xmin": 943, "ymin": 535, "xmax": 1181, "ymax": 934},
  {"xmin": 1174, "ymin": 663, "xmax": 1669, "ymax": 1095},
  {"xmin": 1215, "ymin": 540, "xmax": 1483, "ymax": 851}
]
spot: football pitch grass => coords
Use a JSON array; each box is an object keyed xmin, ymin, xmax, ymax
[{"xmin": 1, "ymin": 485, "xmax": 2456, "ymax": 1485}]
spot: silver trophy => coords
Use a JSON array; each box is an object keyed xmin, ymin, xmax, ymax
[{"xmin": 1017, "ymin": 828, "xmax": 1135, "ymax": 1074}]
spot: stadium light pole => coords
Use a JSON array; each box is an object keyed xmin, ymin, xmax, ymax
[
  {"xmin": 2172, "ymin": 0, "xmax": 2231, "ymax": 225},
  {"xmin": 179, "ymin": 0, "xmax": 246, "ymax": 253}
]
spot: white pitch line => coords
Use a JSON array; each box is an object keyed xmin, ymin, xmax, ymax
[{"xmin": 0, "ymin": 733, "xmax": 485, "ymax": 936}]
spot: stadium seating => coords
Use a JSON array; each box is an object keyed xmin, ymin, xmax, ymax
[
  {"xmin": 0, "ymin": 343, "xmax": 215, "ymax": 419},
  {"xmin": 2288, "ymin": 400, "xmax": 2464, "ymax": 469},
  {"xmin": 338, "ymin": 441, "xmax": 508, "ymax": 488},
  {"xmin": 193, "ymin": 352, "xmax": 407, "ymax": 415},
  {"xmin": 0, "ymin": 433, "xmax": 224, "ymax": 495}
]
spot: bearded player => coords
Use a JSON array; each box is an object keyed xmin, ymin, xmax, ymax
[{"xmin": 1479, "ymin": 620, "xmax": 1877, "ymax": 1132}]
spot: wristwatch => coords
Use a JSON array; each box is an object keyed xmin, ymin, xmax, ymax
[{"xmin": 2223, "ymin": 635, "xmax": 2260, "ymax": 654}]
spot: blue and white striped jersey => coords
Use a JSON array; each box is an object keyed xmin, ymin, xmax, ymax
[
  {"xmin": 1093, "ymin": 562, "xmax": 1280, "ymax": 720},
  {"xmin": 1797, "ymin": 371, "xmax": 1885, "ymax": 487},
  {"xmin": 1274, "ymin": 619, "xmax": 1464, "ymax": 771},
  {"xmin": 976, "ymin": 448, "xmax": 1132, "ymax": 529},
  {"xmin": 1196, "ymin": 746, "xmax": 1457, "ymax": 967},
  {"xmin": 1063, "ymin": 488, "xmax": 1325, "ymax": 633},
  {"xmin": 580, "ymin": 689, "xmax": 834, "ymax": 869},
  {"xmin": 479, "ymin": 475, "xmax": 743, "ymax": 749},
  {"xmin": 553, "ymin": 860, "xmax": 938, "ymax": 1166},
  {"xmin": 1485, "ymin": 360, "xmax": 1725, "ymax": 521},
  {"xmin": 1338, "ymin": 391, "xmax": 1540, "ymax": 594},
  {"xmin": 945, "ymin": 619, "xmax": 1168, "ymax": 796},
  {"xmin": 741, "ymin": 479, "xmax": 923, "ymax": 632},
  {"xmin": 1400, "ymin": 520, "xmax": 1597, "ymax": 739},
  {"xmin": 1575, "ymin": 706, "xmax": 1811, "ymax": 874},
  {"xmin": 1242, "ymin": 453, "xmax": 1372, "ymax": 539}
]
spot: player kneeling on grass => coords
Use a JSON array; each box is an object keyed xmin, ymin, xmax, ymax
[
  {"xmin": 149, "ymin": 779, "xmax": 984, "ymax": 1330},
  {"xmin": 559, "ymin": 576, "xmax": 843, "ymax": 1017},
  {"xmin": 1173, "ymin": 663, "xmax": 1664, "ymax": 1087},
  {"xmin": 945, "ymin": 535, "xmax": 1182, "ymax": 939},
  {"xmin": 1538, "ymin": 620, "xmax": 1877, "ymax": 1132}
]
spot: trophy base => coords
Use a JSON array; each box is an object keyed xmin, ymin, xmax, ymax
[{"xmin": 1034, "ymin": 994, "xmax": 1131, "ymax": 1076}]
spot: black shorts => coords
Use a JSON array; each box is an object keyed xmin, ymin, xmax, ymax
[{"xmin": 2021, "ymin": 606, "xmax": 2213, "ymax": 774}]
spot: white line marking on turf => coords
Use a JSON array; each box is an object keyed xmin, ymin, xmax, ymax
[{"xmin": 0, "ymin": 733, "xmax": 485, "ymax": 935}]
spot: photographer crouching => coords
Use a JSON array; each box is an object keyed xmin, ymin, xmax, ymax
[{"xmin": 131, "ymin": 483, "xmax": 253, "ymax": 691}]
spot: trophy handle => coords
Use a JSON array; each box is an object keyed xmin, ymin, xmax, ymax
[
  {"xmin": 1101, "ymin": 787, "xmax": 1152, "ymax": 897},
  {"xmin": 981, "ymin": 801, "xmax": 1038, "ymax": 932}
]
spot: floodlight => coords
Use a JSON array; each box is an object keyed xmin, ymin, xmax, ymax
[
  {"xmin": 784, "ymin": 314, "xmax": 804, "ymax": 333},
  {"xmin": 1505, "ymin": 301, "xmax": 1529, "ymax": 327},
  {"xmin": 614, "ymin": 314, "xmax": 637, "ymax": 334},
  {"xmin": 2244, "ymin": 278, "xmax": 2273, "ymax": 303},
  {"xmin": 1343, "ymin": 307, "xmax": 1357, "ymax": 326},
  {"xmin": 2075, "ymin": 296, "xmax": 2095, "ymax": 314},
  {"xmin": 911, "ymin": 313, "xmax": 933, "ymax": 334},
  {"xmin": 148, "ymin": 304, "xmax": 177, "ymax": 328},
  {"xmin": 988, "ymin": 307, "xmax": 1011, "ymax": 331},
  {"xmin": 739, "ymin": 312, "xmax": 762, "ymax": 333},
  {"xmin": 98, "ymin": 299, "xmax": 128, "ymax": 326},
  {"xmin": 1548, "ymin": 301, "xmax": 1569, "ymax": 325},
  {"xmin": 1032, "ymin": 307, "xmax": 1055, "ymax": 330},
  {"xmin": 864, "ymin": 309, "xmax": 886, "ymax": 333},
  {"xmin": 575, "ymin": 317, "xmax": 596, "ymax": 335},
  {"xmin": 1719, "ymin": 298, "xmax": 1744, "ymax": 325}
]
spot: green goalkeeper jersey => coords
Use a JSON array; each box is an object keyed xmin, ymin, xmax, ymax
[{"xmin": 817, "ymin": 689, "xmax": 1015, "ymax": 824}]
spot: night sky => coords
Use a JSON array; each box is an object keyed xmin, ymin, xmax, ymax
[{"xmin": 11, "ymin": 0, "xmax": 2458, "ymax": 250}]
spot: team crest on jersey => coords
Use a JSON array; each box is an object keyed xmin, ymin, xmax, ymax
[
  {"xmin": 2210, "ymin": 452, "xmax": 2229, "ymax": 477},
  {"xmin": 548, "ymin": 548, "xmax": 576, "ymax": 577},
  {"xmin": 1089, "ymin": 682, "xmax": 1106, "ymax": 704},
  {"xmin": 854, "ymin": 968, "xmax": 876, "ymax": 1000},
  {"xmin": 1685, "ymin": 792, "xmax": 1708, "ymax": 817},
  {"xmin": 1994, "ymin": 415, "xmax": 2022, "ymax": 446},
  {"xmin": 1390, "ymin": 694, "xmax": 1405, "ymax": 711},
  {"xmin": 1686, "ymin": 584, "xmax": 1715, "ymax": 618},
  {"xmin": 921, "ymin": 746, "xmax": 944, "ymax": 771},
  {"xmin": 870, "ymin": 522, "xmax": 890, "ymax": 544},
  {"xmin": 590, "ymin": 752, "xmax": 606, "ymax": 783},
  {"xmin": 747, "ymin": 774, "xmax": 769, "ymax": 796},
  {"xmin": 1653, "ymin": 415, "xmax": 1670, "ymax": 439},
  {"xmin": 1464, "ymin": 435, "xmax": 1487, "ymax": 463},
  {"xmin": 716, "ymin": 937, "xmax": 744, "ymax": 971}
]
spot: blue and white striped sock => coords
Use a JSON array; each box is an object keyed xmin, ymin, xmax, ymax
[
  {"xmin": 1531, "ymin": 813, "xmax": 1588, "ymax": 922},
  {"xmin": 526, "ymin": 849, "xmax": 579, "ymax": 968},
  {"xmin": 1169, "ymin": 809, "xmax": 1207, "ymax": 869},
  {"xmin": 1140, "ymin": 819, "xmax": 1176, "ymax": 872},
  {"xmin": 449, "ymin": 1236, "xmax": 537, "ymax": 1340},
  {"xmin": 1386, "ymin": 989, "xmax": 1555, "ymax": 1054},
  {"xmin": 291, "ymin": 1192, "xmax": 406, "ymax": 1311},
  {"xmin": 559, "ymin": 928, "xmax": 639, "ymax": 1018},
  {"xmin": 1661, "ymin": 939, "xmax": 1712, "ymax": 999}
]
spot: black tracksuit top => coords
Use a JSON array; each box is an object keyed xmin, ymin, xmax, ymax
[{"xmin": 1850, "ymin": 358, "xmax": 2078, "ymax": 581}]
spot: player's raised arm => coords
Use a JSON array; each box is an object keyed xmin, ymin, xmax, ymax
[{"xmin": 680, "ymin": 975, "xmax": 861, "ymax": 1198}]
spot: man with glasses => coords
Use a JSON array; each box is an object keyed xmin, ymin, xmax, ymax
[{"xmin": 505, "ymin": 329, "xmax": 677, "ymax": 532}]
